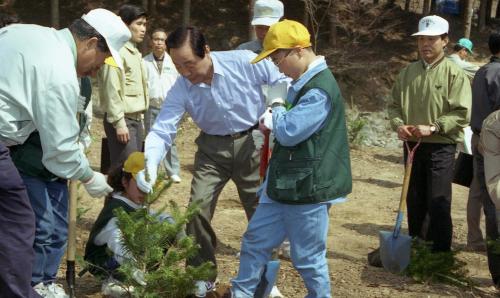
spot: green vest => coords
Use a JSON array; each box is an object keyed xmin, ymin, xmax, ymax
[
  {"xmin": 84, "ymin": 197, "xmax": 136, "ymax": 277},
  {"xmin": 266, "ymin": 68, "xmax": 352, "ymax": 204}
]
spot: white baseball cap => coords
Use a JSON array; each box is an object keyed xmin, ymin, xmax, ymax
[
  {"xmin": 412, "ymin": 15, "xmax": 449, "ymax": 36},
  {"xmin": 251, "ymin": 0, "xmax": 284, "ymax": 27},
  {"xmin": 81, "ymin": 8, "xmax": 131, "ymax": 69}
]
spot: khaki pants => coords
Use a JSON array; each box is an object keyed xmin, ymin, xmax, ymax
[{"xmin": 186, "ymin": 130, "xmax": 263, "ymax": 277}]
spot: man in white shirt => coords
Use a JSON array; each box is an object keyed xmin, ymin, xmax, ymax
[
  {"xmin": 143, "ymin": 28, "xmax": 182, "ymax": 183},
  {"xmin": 0, "ymin": 9, "xmax": 130, "ymax": 297}
]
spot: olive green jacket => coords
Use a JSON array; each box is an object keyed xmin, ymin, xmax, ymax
[
  {"xmin": 388, "ymin": 58, "xmax": 471, "ymax": 144},
  {"xmin": 98, "ymin": 42, "xmax": 148, "ymax": 129}
]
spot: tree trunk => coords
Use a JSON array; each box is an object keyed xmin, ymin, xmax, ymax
[
  {"xmin": 463, "ymin": 0, "xmax": 474, "ymax": 38},
  {"xmin": 430, "ymin": 0, "xmax": 437, "ymax": 13},
  {"xmin": 149, "ymin": 0, "xmax": 156, "ymax": 15},
  {"xmin": 51, "ymin": 0, "xmax": 59, "ymax": 29},
  {"xmin": 423, "ymin": 0, "xmax": 431, "ymax": 15},
  {"xmin": 404, "ymin": 0, "xmax": 411, "ymax": 11},
  {"xmin": 142, "ymin": 0, "xmax": 148, "ymax": 10},
  {"xmin": 249, "ymin": 0, "xmax": 256, "ymax": 40},
  {"xmin": 182, "ymin": 0, "xmax": 191, "ymax": 27},
  {"xmin": 479, "ymin": 0, "xmax": 487, "ymax": 30},
  {"xmin": 328, "ymin": 0, "xmax": 337, "ymax": 48},
  {"xmin": 487, "ymin": 0, "xmax": 493, "ymax": 24}
]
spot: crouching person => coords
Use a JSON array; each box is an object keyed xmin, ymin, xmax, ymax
[
  {"xmin": 230, "ymin": 20, "xmax": 352, "ymax": 298},
  {"xmin": 84, "ymin": 152, "xmax": 179, "ymax": 297}
]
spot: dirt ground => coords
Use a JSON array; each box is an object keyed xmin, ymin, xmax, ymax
[{"xmin": 57, "ymin": 115, "xmax": 500, "ymax": 298}]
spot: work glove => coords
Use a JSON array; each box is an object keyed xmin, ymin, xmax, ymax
[
  {"xmin": 132, "ymin": 268, "xmax": 147, "ymax": 286},
  {"xmin": 259, "ymin": 107, "xmax": 273, "ymax": 132},
  {"xmin": 266, "ymin": 81, "xmax": 288, "ymax": 106},
  {"xmin": 83, "ymin": 171, "xmax": 113, "ymax": 198},
  {"xmin": 136, "ymin": 165, "xmax": 158, "ymax": 194}
]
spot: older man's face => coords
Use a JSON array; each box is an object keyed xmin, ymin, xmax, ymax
[
  {"xmin": 417, "ymin": 35, "xmax": 448, "ymax": 64},
  {"xmin": 170, "ymin": 42, "xmax": 212, "ymax": 85},
  {"xmin": 76, "ymin": 37, "xmax": 110, "ymax": 77}
]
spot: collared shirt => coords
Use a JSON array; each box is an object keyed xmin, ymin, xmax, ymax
[
  {"xmin": 236, "ymin": 40, "xmax": 263, "ymax": 54},
  {"xmin": 143, "ymin": 52, "xmax": 179, "ymax": 108},
  {"xmin": 98, "ymin": 41, "xmax": 149, "ymax": 129},
  {"xmin": 447, "ymin": 53, "xmax": 480, "ymax": 81},
  {"xmin": 145, "ymin": 50, "xmax": 286, "ymax": 168},
  {"xmin": 260, "ymin": 56, "xmax": 346, "ymax": 205},
  {"xmin": 0, "ymin": 24, "xmax": 93, "ymax": 181}
]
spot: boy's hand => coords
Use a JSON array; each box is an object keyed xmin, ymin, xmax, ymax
[
  {"xmin": 259, "ymin": 108, "xmax": 273, "ymax": 132},
  {"xmin": 410, "ymin": 125, "xmax": 432, "ymax": 137}
]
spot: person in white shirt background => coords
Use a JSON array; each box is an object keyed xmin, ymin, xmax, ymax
[{"xmin": 143, "ymin": 28, "xmax": 182, "ymax": 183}]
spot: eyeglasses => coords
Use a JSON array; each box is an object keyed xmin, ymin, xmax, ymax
[{"xmin": 269, "ymin": 49, "xmax": 293, "ymax": 67}]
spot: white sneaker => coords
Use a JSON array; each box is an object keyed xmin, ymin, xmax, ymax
[
  {"xmin": 194, "ymin": 280, "xmax": 216, "ymax": 297},
  {"xmin": 170, "ymin": 174, "xmax": 182, "ymax": 183},
  {"xmin": 34, "ymin": 283, "xmax": 69, "ymax": 298},
  {"xmin": 269, "ymin": 285, "xmax": 284, "ymax": 298},
  {"xmin": 33, "ymin": 283, "xmax": 49, "ymax": 297},
  {"xmin": 101, "ymin": 277, "xmax": 134, "ymax": 297}
]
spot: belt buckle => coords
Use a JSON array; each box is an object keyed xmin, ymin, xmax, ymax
[{"xmin": 229, "ymin": 131, "xmax": 243, "ymax": 138}]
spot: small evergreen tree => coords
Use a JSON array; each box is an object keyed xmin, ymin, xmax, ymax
[{"xmin": 113, "ymin": 175, "xmax": 215, "ymax": 297}]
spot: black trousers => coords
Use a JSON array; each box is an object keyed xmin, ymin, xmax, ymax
[
  {"xmin": 0, "ymin": 143, "xmax": 39, "ymax": 297},
  {"xmin": 405, "ymin": 142, "xmax": 456, "ymax": 252},
  {"xmin": 103, "ymin": 116, "xmax": 144, "ymax": 172}
]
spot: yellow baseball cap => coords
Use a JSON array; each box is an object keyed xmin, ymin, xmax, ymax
[
  {"xmin": 252, "ymin": 19, "xmax": 312, "ymax": 64},
  {"xmin": 123, "ymin": 152, "xmax": 145, "ymax": 179}
]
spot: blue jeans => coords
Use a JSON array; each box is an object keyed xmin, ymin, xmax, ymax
[
  {"xmin": 144, "ymin": 106, "xmax": 180, "ymax": 176},
  {"xmin": 21, "ymin": 175, "xmax": 68, "ymax": 285},
  {"xmin": 231, "ymin": 202, "xmax": 331, "ymax": 298}
]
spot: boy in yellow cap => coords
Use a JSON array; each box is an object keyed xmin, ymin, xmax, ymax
[
  {"xmin": 231, "ymin": 20, "xmax": 352, "ymax": 297},
  {"xmin": 84, "ymin": 152, "xmax": 176, "ymax": 296}
]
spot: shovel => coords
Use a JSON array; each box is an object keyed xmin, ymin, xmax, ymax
[
  {"xmin": 66, "ymin": 180, "xmax": 78, "ymax": 297},
  {"xmin": 254, "ymin": 130, "xmax": 281, "ymax": 298},
  {"xmin": 379, "ymin": 140, "xmax": 420, "ymax": 273}
]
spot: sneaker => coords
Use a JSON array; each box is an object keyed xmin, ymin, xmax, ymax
[
  {"xmin": 46, "ymin": 283, "xmax": 69, "ymax": 298},
  {"xmin": 194, "ymin": 280, "xmax": 216, "ymax": 297},
  {"xmin": 34, "ymin": 283, "xmax": 69, "ymax": 298},
  {"xmin": 170, "ymin": 174, "xmax": 182, "ymax": 183},
  {"xmin": 101, "ymin": 277, "xmax": 134, "ymax": 298},
  {"xmin": 33, "ymin": 283, "xmax": 49, "ymax": 297},
  {"xmin": 269, "ymin": 285, "xmax": 284, "ymax": 298}
]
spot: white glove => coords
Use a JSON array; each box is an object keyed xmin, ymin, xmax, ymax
[
  {"xmin": 259, "ymin": 107, "xmax": 273, "ymax": 132},
  {"xmin": 83, "ymin": 171, "xmax": 113, "ymax": 198},
  {"xmin": 132, "ymin": 268, "xmax": 147, "ymax": 286},
  {"xmin": 136, "ymin": 165, "xmax": 158, "ymax": 193},
  {"xmin": 266, "ymin": 81, "xmax": 288, "ymax": 106}
]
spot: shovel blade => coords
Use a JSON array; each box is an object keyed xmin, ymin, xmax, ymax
[{"xmin": 379, "ymin": 230, "xmax": 412, "ymax": 273}]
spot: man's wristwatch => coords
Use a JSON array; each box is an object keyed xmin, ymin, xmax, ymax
[{"xmin": 430, "ymin": 125, "xmax": 437, "ymax": 134}]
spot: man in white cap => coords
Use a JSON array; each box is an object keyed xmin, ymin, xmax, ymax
[
  {"xmin": 236, "ymin": 0, "xmax": 284, "ymax": 54},
  {"xmin": 0, "ymin": 8, "xmax": 130, "ymax": 297},
  {"xmin": 388, "ymin": 15, "xmax": 471, "ymax": 252}
]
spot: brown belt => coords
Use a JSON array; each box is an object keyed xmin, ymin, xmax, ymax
[{"xmin": 125, "ymin": 112, "xmax": 143, "ymax": 121}]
